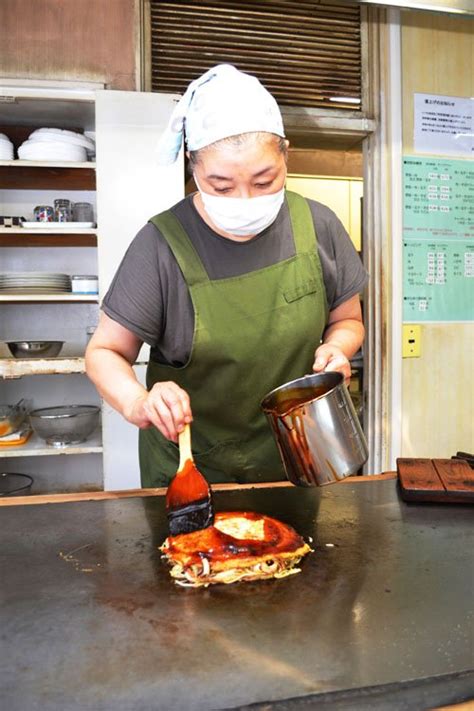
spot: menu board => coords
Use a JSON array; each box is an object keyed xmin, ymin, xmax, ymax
[{"xmin": 402, "ymin": 156, "xmax": 473, "ymax": 322}]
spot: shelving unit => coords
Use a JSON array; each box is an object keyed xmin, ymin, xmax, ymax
[
  {"xmin": 0, "ymin": 429, "xmax": 103, "ymax": 458},
  {"xmin": 1, "ymin": 85, "xmax": 184, "ymax": 493},
  {"xmin": 0, "ymin": 357, "xmax": 85, "ymax": 379},
  {"xmin": 0, "ymin": 85, "xmax": 102, "ymax": 493}
]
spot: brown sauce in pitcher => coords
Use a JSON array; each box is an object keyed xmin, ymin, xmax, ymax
[
  {"xmin": 264, "ymin": 386, "xmax": 332, "ymax": 485},
  {"xmin": 272, "ymin": 385, "xmax": 330, "ymax": 415}
]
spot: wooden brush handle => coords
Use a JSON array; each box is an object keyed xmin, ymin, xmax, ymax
[{"xmin": 178, "ymin": 424, "xmax": 192, "ymax": 470}]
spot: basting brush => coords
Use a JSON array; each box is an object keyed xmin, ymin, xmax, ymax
[{"xmin": 166, "ymin": 423, "xmax": 214, "ymax": 536}]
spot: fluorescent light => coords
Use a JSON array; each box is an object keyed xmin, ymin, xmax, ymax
[
  {"xmin": 0, "ymin": 87, "xmax": 96, "ymax": 101},
  {"xmin": 358, "ymin": 0, "xmax": 471, "ymax": 13},
  {"xmin": 0, "ymin": 78, "xmax": 104, "ymax": 102},
  {"xmin": 329, "ymin": 97, "xmax": 362, "ymax": 104}
]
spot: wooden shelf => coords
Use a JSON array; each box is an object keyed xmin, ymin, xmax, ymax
[
  {"xmin": 0, "ymin": 162, "xmax": 96, "ymax": 189},
  {"xmin": 0, "ymin": 228, "xmax": 97, "ymax": 247},
  {"xmin": 0, "ymin": 357, "xmax": 86, "ymax": 379},
  {"xmin": 0, "ymin": 160, "xmax": 95, "ymax": 169},
  {"xmin": 0, "ymin": 429, "xmax": 103, "ymax": 458},
  {"xmin": 0, "ymin": 227, "xmax": 96, "ymax": 234},
  {"xmin": 0, "ymin": 294, "xmax": 98, "ymax": 303},
  {"xmin": 0, "ymin": 358, "xmax": 147, "ymax": 379}
]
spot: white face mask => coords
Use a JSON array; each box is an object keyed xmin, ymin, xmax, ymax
[{"xmin": 196, "ymin": 179, "xmax": 285, "ymax": 237}]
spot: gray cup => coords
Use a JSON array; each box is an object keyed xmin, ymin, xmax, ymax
[{"xmin": 261, "ymin": 372, "xmax": 368, "ymax": 487}]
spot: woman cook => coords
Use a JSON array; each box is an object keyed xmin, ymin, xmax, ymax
[{"xmin": 86, "ymin": 64, "xmax": 368, "ymax": 487}]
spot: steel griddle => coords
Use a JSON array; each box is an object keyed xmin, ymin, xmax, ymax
[{"xmin": 1, "ymin": 480, "xmax": 473, "ymax": 710}]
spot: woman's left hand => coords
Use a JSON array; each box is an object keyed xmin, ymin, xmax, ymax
[{"xmin": 312, "ymin": 343, "xmax": 352, "ymax": 383}]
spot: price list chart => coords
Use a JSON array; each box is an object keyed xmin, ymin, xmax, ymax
[{"xmin": 402, "ymin": 156, "xmax": 474, "ymax": 322}]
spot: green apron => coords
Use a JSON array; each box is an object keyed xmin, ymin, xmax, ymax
[{"xmin": 139, "ymin": 190, "xmax": 328, "ymax": 486}]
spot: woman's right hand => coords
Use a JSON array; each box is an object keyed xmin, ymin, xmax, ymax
[{"xmin": 127, "ymin": 381, "xmax": 192, "ymax": 443}]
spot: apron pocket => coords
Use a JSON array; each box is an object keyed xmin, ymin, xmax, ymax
[
  {"xmin": 283, "ymin": 279, "xmax": 319, "ymax": 303},
  {"xmin": 194, "ymin": 439, "xmax": 245, "ymax": 483}
]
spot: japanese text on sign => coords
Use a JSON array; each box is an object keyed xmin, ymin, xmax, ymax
[
  {"xmin": 414, "ymin": 93, "xmax": 473, "ymax": 157},
  {"xmin": 403, "ymin": 156, "xmax": 473, "ymax": 322}
]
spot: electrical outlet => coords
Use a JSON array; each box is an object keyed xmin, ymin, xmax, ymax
[{"xmin": 402, "ymin": 325, "xmax": 421, "ymax": 358}]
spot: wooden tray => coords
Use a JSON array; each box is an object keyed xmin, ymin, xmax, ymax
[{"xmin": 397, "ymin": 458, "xmax": 474, "ymax": 503}]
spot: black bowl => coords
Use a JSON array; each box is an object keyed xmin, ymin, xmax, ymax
[{"xmin": 0, "ymin": 472, "xmax": 33, "ymax": 496}]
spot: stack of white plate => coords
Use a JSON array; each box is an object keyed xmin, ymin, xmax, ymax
[
  {"xmin": 0, "ymin": 272, "xmax": 71, "ymax": 294},
  {"xmin": 0, "ymin": 133, "xmax": 14, "ymax": 160},
  {"xmin": 18, "ymin": 128, "xmax": 95, "ymax": 162}
]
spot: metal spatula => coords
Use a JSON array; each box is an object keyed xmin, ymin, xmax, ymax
[{"xmin": 166, "ymin": 423, "xmax": 214, "ymax": 536}]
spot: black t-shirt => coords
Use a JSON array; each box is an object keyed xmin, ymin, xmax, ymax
[{"xmin": 102, "ymin": 194, "xmax": 368, "ymax": 366}]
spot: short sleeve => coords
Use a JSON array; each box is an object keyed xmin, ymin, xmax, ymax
[{"xmin": 101, "ymin": 223, "xmax": 164, "ymax": 346}]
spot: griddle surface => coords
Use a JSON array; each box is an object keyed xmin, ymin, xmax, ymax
[{"xmin": 1, "ymin": 481, "xmax": 473, "ymax": 710}]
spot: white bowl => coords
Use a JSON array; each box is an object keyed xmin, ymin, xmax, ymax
[
  {"xmin": 29, "ymin": 128, "xmax": 95, "ymax": 151},
  {"xmin": 0, "ymin": 147, "xmax": 14, "ymax": 160},
  {"xmin": 18, "ymin": 140, "xmax": 87, "ymax": 162}
]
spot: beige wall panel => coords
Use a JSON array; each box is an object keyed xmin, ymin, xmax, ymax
[
  {"xmin": 349, "ymin": 181, "xmax": 364, "ymax": 252},
  {"xmin": 401, "ymin": 325, "xmax": 474, "ymax": 458},
  {"xmin": 287, "ymin": 175, "xmax": 350, "ymax": 237},
  {"xmin": 401, "ymin": 11, "xmax": 474, "ymax": 154},
  {"xmin": 287, "ymin": 175, "xmax": 363, "ymax": 249},
  {"xmin": 400, "ymin": 12, "xmax": 474, "ymax": 459},
  {"xmin": 0, "ymin": 0, "xmax": 137, "ymax": 90}
]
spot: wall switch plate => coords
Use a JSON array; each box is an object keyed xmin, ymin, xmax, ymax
[{"xmin": 402, "ymin": 325, "xmax": 421, "ymax": 358}]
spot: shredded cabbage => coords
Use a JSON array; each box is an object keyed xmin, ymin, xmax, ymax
[{"xmin": 167, "ymin": 555, "xmax": 305, "ymax": 588}]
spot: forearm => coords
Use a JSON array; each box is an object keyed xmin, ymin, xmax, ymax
[
  {"xmin": 85, "ymin": 346, "xmax": 147, "ymax": 422},
  {"xmin": 322, "ymin": 318, "xmax": 365, "ymax": 359}
]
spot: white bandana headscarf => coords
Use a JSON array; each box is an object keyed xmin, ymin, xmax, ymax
[{"xmin": 156, "ymin": 64, "xmax": 285, "ymax": 166}]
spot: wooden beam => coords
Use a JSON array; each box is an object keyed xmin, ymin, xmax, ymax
[{"xmin": 0, "ymin": 473, "xmax": 397, "ymax": 507}]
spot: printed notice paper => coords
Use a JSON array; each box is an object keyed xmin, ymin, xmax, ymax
[
  {"xmin": 414, "ymin": 93, "xmax": 473, "ymax": 157},
  {"xmin": 403, "ymin": 156, "xmax": 473, "ymax": 322}
]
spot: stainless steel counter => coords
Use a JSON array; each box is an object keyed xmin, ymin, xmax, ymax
[{"xmin": 1, "ymin": 480, "xmax": 473, "ymax": 710}]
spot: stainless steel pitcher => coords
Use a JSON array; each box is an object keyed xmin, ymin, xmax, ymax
[{"xmin": 261, "ymin": 372, "xmax": 368, "ymax": 487}]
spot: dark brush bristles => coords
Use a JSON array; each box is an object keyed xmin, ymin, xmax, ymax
[{"xmin": 167, "ymin": 495, "xmax": 214, "ymax": 536}]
